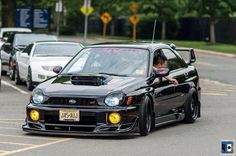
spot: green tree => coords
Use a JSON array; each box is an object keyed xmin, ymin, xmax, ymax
[
  {"xmin": 141, "ymin": 0, "xmax": 178, "ymax": 40},
  {"xmin": 186, "ymin": 0, "xmax": 236, "ymax": 44},
  {"xmin": 93, "ymin": 0, "xmax": 130, "ymax": 36}
]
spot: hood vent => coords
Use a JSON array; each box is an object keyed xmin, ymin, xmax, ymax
[{"xmin": 71, "ymin": 75, "xmax": 111, "ymax": 86}]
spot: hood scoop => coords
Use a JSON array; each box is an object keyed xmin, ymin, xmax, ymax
[{"xmin": 71, "ymin": 75, "xmax": 112, "ymax": 86}]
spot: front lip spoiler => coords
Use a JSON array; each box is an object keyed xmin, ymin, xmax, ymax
[{"xmin": 22, "ymin": 125, "xmax": 139, "ymax": 137}]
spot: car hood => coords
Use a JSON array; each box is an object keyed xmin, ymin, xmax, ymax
[
  {"xmin": 31, "ymin": 57, "xmax": 72, "ymax": 66},
  {"xmin": 39, "ymin": 74, "xmax": 146, "ymax": 97}
]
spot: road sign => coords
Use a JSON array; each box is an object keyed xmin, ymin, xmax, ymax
[
  {"xmin": 129, "ymin": 14, "xmax": 139, "ymax": 25},
  {"xmin": 130, "ymin": 2, "xmax": 139, "ymax": 13},
  {"xmin": 16, "ymin": 6, "xmax": 49, "ymax": 29},
  {"xmin": 80, "ymin": 6, "xmax": 94, "ymax": 16},
  {"xmin": 101, "ymin": 12, "xmax": 112, "ymax": 24},
  {"xmin": 55, "ymin": 2, "xmax": 62, "ymax": 12}
]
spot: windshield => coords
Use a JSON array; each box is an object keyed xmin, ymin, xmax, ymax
[
  {"xmin": 61, "ymin": 47, "xmax": 149, "ymax": 77},
  {"xmin": 33, "ymin": 44, "xmax": 82, "ymax": 57},
  {"xmin": 13, "ymin": 35, "xmax": 57, "ymax": 46}
]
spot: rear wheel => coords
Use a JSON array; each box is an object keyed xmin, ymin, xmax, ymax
[
  {"xmin": 9, "ymin": 60, "xmax": 15, "ymax": 80},
  {"xmin": 15, "ymin": 64, "xmax": 23, "ymax": 85},
  {"xmin": 139, "ymin": 97, "xmax": 152, "ymax": 136},
  {"xmin": 26, "ymin": 68, "xmax": 34, "ymax": 91},
  {"xmin": 184, "ymin": 94, "xmax": 198, "ymax": 123}
]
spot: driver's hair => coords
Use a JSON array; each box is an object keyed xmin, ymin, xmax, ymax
[{"xmin": 153, "ymin": 51, "xmax": 167, "ymax": 66}]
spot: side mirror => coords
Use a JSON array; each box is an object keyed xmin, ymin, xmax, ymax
[
  {"xmin": 189, "ymin": 49, "xmax": 196, "ymax": 63},
  {"xmin": 155, "ymin": 68, "xmax": 170, "ymax": 77},
  {"xmin": 53, "ymin": 66, "xmax": 62, "ymax": 74}
]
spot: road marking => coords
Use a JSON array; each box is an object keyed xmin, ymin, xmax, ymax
[
  {"xmin": 202, "ymin": 93, "xmax": 227, "ymax": 96},
  {"xmin": 1, "ymin": 80, "xmax": 28, "ymax": 95},
  {"xmin": 196, "ymin": 61, "xmax": 217, "ymax": 67},
  {"xmin": 0, "ymin": 121, "xmax": 22, "ymax": 125},
  {"xmin": 0, "ymin": 119, "xmax": 24, "ymax": 121},
  {"xmin": 0, "ymin": 126, "xmax": 19, "ymax": 130},
  {"xmin": 0, "ymin": 151, "xmax": 8, "ymax": 153},
  {"xmin": 0, "ymin": 138, "xmax": 72, "ymax": 156},
  {"xmin": 0, "ymin": 142, "xmax": 35, "ymax": 146},
  {"xmin": 0, "ymin": 134, "xmax": 59, "ymax": 141}
]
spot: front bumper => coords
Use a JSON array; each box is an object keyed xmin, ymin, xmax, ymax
[{"xmin": 22, "ymin": 104, "xmax": 139, "ymax": 136}]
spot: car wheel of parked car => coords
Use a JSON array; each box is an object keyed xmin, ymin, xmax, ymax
[
  {"xmin": 184, "ymin": 94, "xmax": 198, "ymax": 123},
  {"xmin": 139, "ymin": 97, "xmax": 152, "ymax": 136},
  {"xmin": 9, "ymin": 60, "xmax": 15, "ymax": 81},
  {"xmin": 15, "ymin": 64, "xmax": 22, "ymax": 85},
  {"xmin": 26, "ymin": 68, "xmax": 34, "ymax": 91}
]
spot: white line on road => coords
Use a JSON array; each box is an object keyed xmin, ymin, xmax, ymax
[
  {"xmin": 0, "ymin": 142, "xmax": 35, "ymax": 146},
  {"xmin": 1, "ymin": 80, "xmax": 28, "ymax": 95},
  {"xmin": 0, "ymin": 138, "xmax": 72, "ymax": 156},
  {"xmin": 0, "ymin": 134, "xmax": 59, "ymax": 141},
  {"xmin": 0, "ymin": 150, "xmax": 8, "ymax": 153}
]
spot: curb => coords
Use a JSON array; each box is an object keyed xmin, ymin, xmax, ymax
[{"xmin": 194, "ymin": 48, "xmax": 236, "ymax": 58}]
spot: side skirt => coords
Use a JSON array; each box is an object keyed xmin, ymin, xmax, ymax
[{"xmin": 154, "ymin": 113, "xmax": 185, "ymax": 127}]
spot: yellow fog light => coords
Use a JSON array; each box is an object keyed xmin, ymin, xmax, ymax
[
  {"xmin": 109, "ymin": 112, "xmax": 121, "ymax": 124},
  {"xmin": 30, "ymin": 110, "xmax": 40, "ymax": 121}
]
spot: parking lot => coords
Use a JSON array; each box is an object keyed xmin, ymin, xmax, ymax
[{"xmin": 1, "ymin": 49, "xmax": 236, "ymax": 156}]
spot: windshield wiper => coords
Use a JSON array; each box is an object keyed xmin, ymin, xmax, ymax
[{"xmin": 98, "ymin": 72, "xmax": 128, "ymax": 77}]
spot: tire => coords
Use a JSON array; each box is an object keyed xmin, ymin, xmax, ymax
[
  {"xmin": 183, "ymin": 94, "xmax": 198, "ymax": 123},
  {"xmin": 15, "ymin": 64, "xmax": 23, "ymax": 85},
  {"xmin": 139, "ymin": 97, "xmax": 152, "ymax": 136},
  {"xmin": 26, "ymin": 68, "xmax": 34, "ymax": 91},
  {"xmin": 9, "ymin": 60, "xmax": 15, "ymax": 81}
]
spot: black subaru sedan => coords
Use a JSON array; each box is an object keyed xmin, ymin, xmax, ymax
[{"xmin": 22, "ymin": 43, "xmax": 201, "ymax": 136}]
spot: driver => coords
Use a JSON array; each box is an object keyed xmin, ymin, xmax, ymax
[{"xmin": 153, "ymin": 52, "xmax": 178, "ymax": 85}]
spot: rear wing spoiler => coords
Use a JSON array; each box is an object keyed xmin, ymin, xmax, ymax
[{"xmin": 175, "ymin": 48, "xmax": 196, "ymax": 64}]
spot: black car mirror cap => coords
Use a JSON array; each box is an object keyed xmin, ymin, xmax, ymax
[
  {"xmin": 189, "ymin": 49, "xmax": 196, "ymax": 64},
  {"xmin": 53, "ymin": 66, "xmax": 63, "ymax": 74},
  {"xmin": 155, "ymin": 68, "xmax": 170, "ymax": 77}
]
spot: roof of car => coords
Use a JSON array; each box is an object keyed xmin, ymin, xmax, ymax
[
  {"xmin": 88, "ymin": 42, "xmax": 172, "ymax": 50},
  {"xmin": 0, "ymin": 27, "xmax": 31, "ymax": 32}
]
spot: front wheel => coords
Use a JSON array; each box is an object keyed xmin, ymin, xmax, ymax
[
  {"xmin": 139, "ymin": 97, "xmax": 152, "ymax": 136},
  {"xmin": 26, "ymin": 68, "xmax": 34, "ymax": 91},
  {"xmin": 184, "ymin": 94, "xmax": 199, "ymax": 123},
  {"xmin": 15, "ymin": 64, "xmax": 23, "ymax": 85}
]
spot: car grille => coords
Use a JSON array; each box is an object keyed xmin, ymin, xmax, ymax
[{"xmin": 46, "ymin": 97, "xmax": 98, "ymax": 106}]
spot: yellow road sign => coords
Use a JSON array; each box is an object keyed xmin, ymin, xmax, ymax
[
  {"xmin": 130, "ymin": 2, "xmax": 139, "ymax": 13},
  {"xmin": 101, "ymin": 12, "xmax": 112, "ymax": 24},
  {"xmin": 129, "ymin": 14, "xmax": 139, "ymax": 25},
  {"xmin": 80, "ymin": 6, "xmax": 94, "ymax": 16}
]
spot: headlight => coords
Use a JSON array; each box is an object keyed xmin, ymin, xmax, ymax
[
  {"xmin": 31, "ymin": 89, "xmax": 48, "ymax": 104},
  {"xmin": 42, "ymin": 66, "xmax": 55, "ymax": 71},
  {"xmin": 105, "ymin": 93, "xmax": 124, "ymax": 107}
]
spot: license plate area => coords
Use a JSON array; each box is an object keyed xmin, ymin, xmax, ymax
[{"xmin": 59, "ymin": 109, "xmax": 80, "ymax": 122}]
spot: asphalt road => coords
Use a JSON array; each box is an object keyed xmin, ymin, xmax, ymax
[{"xmin": 0, "ymin": 43, "xmax": 236, "ymax": 156}]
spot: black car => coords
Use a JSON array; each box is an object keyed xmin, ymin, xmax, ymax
[{"xmin": 22, "ymin": 43, "xmax": 201, "ymax": 136}]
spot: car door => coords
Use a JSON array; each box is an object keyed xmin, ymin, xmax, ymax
[
  {"xmin": 18, "ymin": 44, "xmax": 33, "ymax": 80},
  {"xmin": 0, "ymin": 43, "xmax": 12, "ymax": 71},
  {"xmin": 152, "ymin": 49, "xmax": 176, "ymax": 116},
  {"xmin": 162, "ymin": 48, "xmax": 190, "ymax": 110}
]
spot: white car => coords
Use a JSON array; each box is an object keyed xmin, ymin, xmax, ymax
[
  {"xmin": 0, "ymin": 27, "xmax": 32, "ymax": 47},
  {"xmin": 15, "ymin": 41, "xmax": 84, "ymax": 90}
]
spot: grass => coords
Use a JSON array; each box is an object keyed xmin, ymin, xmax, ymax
[{"xmin": 74, "ymin": 33, "xmax": 236, "ymax": 54}]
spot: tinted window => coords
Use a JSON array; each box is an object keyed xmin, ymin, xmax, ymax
[
  {"xmin": 33, "ymin": 44, "xmax": 82, "ymax": 57},
  {"xmin": 22, "ymin": 44, "xmax": 33, "ymax": 55},
  {"xmin": 62, "ymin": 47, "xmax": 149, "ymax": 77},
  {"xmin": 162, "ymin": 49, "xmax": 185, "ymax": 71}
]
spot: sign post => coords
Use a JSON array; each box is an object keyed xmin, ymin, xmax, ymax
[
  {"xmin": 55, "ymin": 0, "xmax": 62, "ymax": 36},
  {"xmin": 100, "ymin": 12, "xmax": 112, "ymax": 37},
  {"xmin": 129, "ymin": 2, "xmax": 139, "ymax": 41},
  {"xmin": 80, "ymin": 0, "xmax": 94, "ymax": 42},
  {"xmin": 129, "ymin": 14, "xmax": 139, "ymax": 41}
]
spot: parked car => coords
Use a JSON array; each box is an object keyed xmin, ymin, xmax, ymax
[
  {"xmin": 0, "ymin": 50, "xmax": 2, "ymax": 89},
  {"xmin": 22, "ymin": 42, "xmax": 201, "ymax": 136},
  {"xmin": 0, "ymin": 27, "xmax": 32, "ymax": 47},
  {"xmin": 15, "ymin": 41, "xmax": 84, "ymax": 90},
  {"xmin": 0, "ymin": 33, "xmax": 57, "ymax": 80}
]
